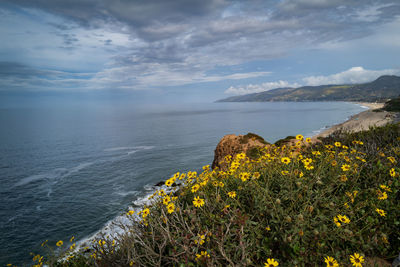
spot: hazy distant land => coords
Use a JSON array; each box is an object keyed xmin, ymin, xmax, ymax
[{"xmin": 217, "ymin": 75, "xmax": 400, "ymax": 103}]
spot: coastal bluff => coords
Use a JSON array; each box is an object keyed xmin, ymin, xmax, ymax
[{"xmin": 212, "ymin": 133, "xmax": 269, "ymax": 170}]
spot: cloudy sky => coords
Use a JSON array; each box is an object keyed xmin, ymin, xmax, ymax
[{"xmin": 1, "ymin": 0, "xmax": 400, "ymax": 106}]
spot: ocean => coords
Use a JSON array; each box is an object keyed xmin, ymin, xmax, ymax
[{"xmin": 0, "ymin": 102, "xmax": 367, "ymax": 265}]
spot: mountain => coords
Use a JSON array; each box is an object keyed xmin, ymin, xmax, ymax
[{"xmin": 217, "ymin": 75, "xmax": 400, "ymax": 102}]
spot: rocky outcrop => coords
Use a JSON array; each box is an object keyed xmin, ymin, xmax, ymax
[{"xmin": 212, "ymin": 133, "xmax": 269, "ymax": 170}]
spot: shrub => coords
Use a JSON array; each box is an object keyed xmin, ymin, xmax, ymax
[{"xmin": 32, "ymin": 124, "xmax": 400, "ymax": 266}]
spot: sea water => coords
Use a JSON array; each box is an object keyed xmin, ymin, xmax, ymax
[{"xmin": 0, "ymin": 102, "xmax": 366, "ymax": 265}]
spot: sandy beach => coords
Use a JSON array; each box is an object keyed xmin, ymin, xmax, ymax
[{"xmin": 313, "ymin": 102, "xmax": 399, "ymax": 140}]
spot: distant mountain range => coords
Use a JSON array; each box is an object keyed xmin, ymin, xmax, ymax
[{"xmin": 217, "ymin": 75, "xmax": 400, "ymax": 102}]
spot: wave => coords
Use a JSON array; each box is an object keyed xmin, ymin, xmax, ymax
[
  {"xmin": 104, "ymin": 146, "xmax": 154, "ymax": 152},
  {"xmin": 74, "ymin": 182, "xmax": 177, "ymax": 253},
  {"xmin": 14, "ymin": 146, "xmax": 155, "ymax": 187},
  {"xmin": 114, "ymin": 190, "xmax": 139, "ymax": 197},
  {"xmin": 15, "ymin": 162, "xmax": 94, "ymax": 187}
]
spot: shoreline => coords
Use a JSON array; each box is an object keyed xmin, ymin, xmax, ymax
[
  {"xmin": 312, "ymin": 102, "xmax": 398, "ymax": 140},
  {"xmin": 74, "ymin": 101, "xmax": 397, "ymax": 255}
]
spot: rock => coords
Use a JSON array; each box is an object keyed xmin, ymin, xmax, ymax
[
  {"xmin": 154, "ymin": 181, "xmax": 165, "ymax": 187},
  {"xmin": 212, "ymin": 133, "xmax": 269, "ymax": 170}
]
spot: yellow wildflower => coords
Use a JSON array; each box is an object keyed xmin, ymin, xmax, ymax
[
  {"xmin": 389, "ymin": 168, "xmax": 396, "ymax": 177},
  {"xmin": 281, "ymin": 170, "xmax": 289, "ymax": 176},
  {"xmin": 228, "ymin": 191, "xmax": 236, "ymax": 198},
  {"xmin": 264, "ymin": 258, "xmax": 279, "ymax": 266},
  {"xmin": 167, "ymin": 202, "xmax": 175, "ymax": 214},
  {"xmin": 324, "ymin": 256, "xmax": 339, "ymax": 267},
  {"xmin": 312, "ymin": 151, "xmax": 321, "ymax": 156},
  {"xmin": 41, "ymin": 240, "xmax": 48, "ymax": 247},
  {"xmin": 302, "ymin": 158, "xmax": 312, "ymax": 165},
  {"xmin": 196, "ymin": 250, "xmax": 210, "ymax": 260},
  {"xmin": 265, "ymin": 226, "xmax": 271, "ymax": 231},
  {"xmin": 305, "ymin": 164, "xmax": 314, "ymax": 170},
  {"xmin": 376, "ymin": 208, "xmax": 386, "ymax": 217},
  {"xmin": 387, "ymin": 156, "xmax": 396, "ymax": 164},
  {"xmin": 350, "ymin": 253, "xmax": 364, "ymax": 267},
  {"xmin": 334, "ymin": 142, "xmax": 341, "ymax": 147},
  {"xmin": 193, "ymin": 196, "xmax": 205, "ymax": 208},
  {"xmin": 340, "ymin": 175, "xmax": 348, "ymax": 182},
  {"xmin": 253, "ymin": 172, "xmax": 261, "ymax": 179},
  {"xmin": 236, "ymin": 153, "xmax": 246, "ymax": 160},
  {"xmin": 191, "ymin": 184, "xmax": 200, "ymax": 193},
  {"xmin": 380, "ymin": 184, "xmax": 392, "ymax": 192},
  {"xmin": 165, "ymin": 177, "xmax": 175, "ymax": 187},
  {"xmin": 142, "ymin": 208, "xmax": 150, "ymax": 218},
  {"xmin": 162, "ymin": 196, "xmax": 171, "ymax": 205},
  {"xmin": 305, "ymin": 137, "xmax": 312, "ymax": 143},
  {"xmin": 333, "ymin": 217, "xmax": 341, "ymax": 227},
  {"xmin": 341, "ymin": 164, "xmax": 350, "ymax": 171},
  {"xmin": 70, "ymin": 236, "xmax": 75, "ymax": 242},
  {"xmin": 338, "ymin": 214, "xmax": 350, "ymax": 224},
  {"xmin": 296, "ymin": 134, "xmax": 304, "ymax": 141},
  {"xmin": 56, "ymin": 240, "xmax": 63, "ymax": 247},
  {"xmin": 377, "ymin": 190, "xmax": 388, "ymax": 200},
  {"xmin": 281, "ymin": 157, "xmax": 291, "ymax": 165},
  {"xmin": 195, "ymin": 234, "xmax": 205, "ymax": 245},
  {"xmin": 240, "ymin": 172, "xmax": 250, "ymax": 182}
]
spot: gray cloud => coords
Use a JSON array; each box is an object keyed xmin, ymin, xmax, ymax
[
  {"xmin": 2, "ymin": 0, "xmax": 400, "ymax": 92},
  {"xmin": 0, "ymin": 62, "xmax": 94, "ymax": 91}
]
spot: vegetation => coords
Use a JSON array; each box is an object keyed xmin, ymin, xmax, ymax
[
  {"xmin": 382, "ymin": 97, "xmax": 400, "ymax": 112},
  {"xmin": 27, "ymin": 124, "xmax": 400, "ymax": 266},
  {"xmin": 217, "ymin": 75, "xmax": 400, "ymax": 103},
  {"xmin": 240, "ymin": 133, "xmax": 270, "ymax": 145},
  {"xmin": 273, "ymin": 136, "xmax": 296, "ymax": 147}
]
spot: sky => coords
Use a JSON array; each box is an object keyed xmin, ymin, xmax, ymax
[{"xmin": 1, "ymin": 0, "xmax": 400, "ymax": 106}]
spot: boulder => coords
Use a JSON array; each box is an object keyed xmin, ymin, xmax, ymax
[{"xmin": 212, "ymin": 133, "xmax": 269, "ymax": 170}]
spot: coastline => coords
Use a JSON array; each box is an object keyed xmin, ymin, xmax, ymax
[
  {"xmin": 73, "ymin": 101, "xmax": 398, "ymax": 256},
  {"xmin": 312, "ymin": 102, "xmax": 398, "ymax": 140}
]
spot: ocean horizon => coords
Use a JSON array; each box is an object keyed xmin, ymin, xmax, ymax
[{"xmin": 0, "ymin": 101, "xmax": 367, "ymax": 265}]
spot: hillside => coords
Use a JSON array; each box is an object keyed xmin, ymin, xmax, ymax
[
  {"xmin": 382, "ymin": 96, "xmax": 400, "ymax": 112},
  {"xmin": 217, "ymin": 75, "xmax": 400, "ymax": 102}
]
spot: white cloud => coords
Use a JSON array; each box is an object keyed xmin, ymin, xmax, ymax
[
  {"xmin": 224, "ymin": 66, "xmax": 400, "ymax": 96},
  {"xmin": 353, "ymin": 4, "xmax": 394, "ymax": 22},
  {"xmin": 303, "ymin": 66, "xmax": 400, "ymax": 86},
  {"xmin": 225, "ymin": 80, "xmax": 300, "ymax": 95}
]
